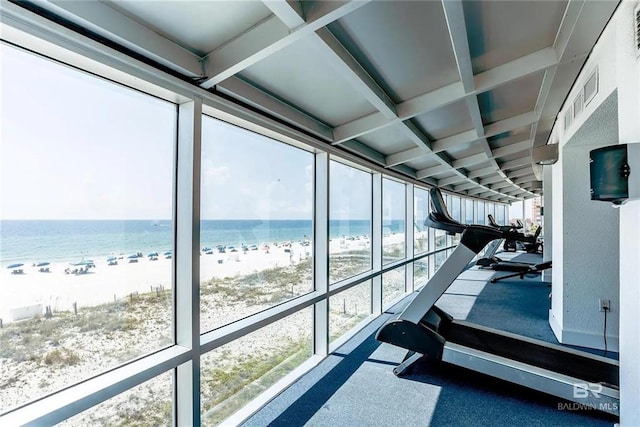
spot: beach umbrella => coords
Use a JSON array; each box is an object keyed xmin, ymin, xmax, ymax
[
  {"xmin": 107, "ymin": 256, "xmax": 117, "ymax": 262},
  {"xmin": 148, "ymin": 252, "xmax": 159, "ymax": 257},
  {"xmin": 7, "ymin": 263, "xmax": 24, "ymax": 269},
  {"xmin": 127, "ymin": 254, "xmax": 139, "ymax": 259},
  {"xmin": 71, "ymin": 260, "xmax": 93, "ymax": 266},
  {"xmin": 163, "ymin": 251, "xmax": 172, "ymax": 256},
  {"xmin": 36, "ymin": 262, "xmax": 50, "ymax": 267}
]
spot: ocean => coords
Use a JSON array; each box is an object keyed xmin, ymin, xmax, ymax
[{"xmin": 0, "ymin": 219, "xmax": 403, "ymax": 265}]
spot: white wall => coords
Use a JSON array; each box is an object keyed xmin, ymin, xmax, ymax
[
  {"xmin": 552, "ymin": 92, "xmax": 621, "ymax": 350},
  {"xmin": 547, "ymin": 1, "xmax": 640, "ymax": 424},
  {"xmin": 614, "ymin": 2, "xmax": 640, "ymax": 426},
  {"xmin": 542, "ymin": 165, "xmax": 552, "ymax": 282}
]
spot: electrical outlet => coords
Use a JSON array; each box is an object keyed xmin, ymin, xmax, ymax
[{"xmin": 599, "ymin": 299, "xmax": 610, "ymax": 312}]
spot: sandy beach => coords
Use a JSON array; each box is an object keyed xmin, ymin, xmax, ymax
[
  {"xmin": 0, "ymin": 232, "xmax": 412, "ymax": 323},
  {"xmin": 0, "ymin": 232, "xmax": 413, "ymax": 422}
]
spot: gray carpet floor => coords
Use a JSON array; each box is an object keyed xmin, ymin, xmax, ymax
[{"xmin": 243, "ymin": 253, "xmax": 618, "ymax": 427}]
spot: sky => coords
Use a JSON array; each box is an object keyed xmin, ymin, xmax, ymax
[{"xmin": 0, "ymin": 43, "xmax": 373, "ymax": 220}]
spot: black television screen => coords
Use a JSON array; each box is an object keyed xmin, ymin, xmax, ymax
[{"xmin": 590, "ymin": 144, "xmax": 629, "ymax": 203}]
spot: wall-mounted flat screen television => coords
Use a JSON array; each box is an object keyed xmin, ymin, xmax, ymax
[{"xmin": 590, "ymin": 144, "xmax": 630, "ymax": 204}]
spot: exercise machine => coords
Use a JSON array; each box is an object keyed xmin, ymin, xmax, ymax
[
  {"xmin": 376, "ymin": 187, "xmax": 619, "ymax": 415},
  {"xmin": 490, "ymin": 260, "xmax": 552, "ymax": 283}
]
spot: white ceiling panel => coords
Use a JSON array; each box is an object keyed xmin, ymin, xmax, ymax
[
  {"xmin": 239, "ymin": 37, "xmax": 378, "ymax": 126},
  {"xmin": 105, "ymin": 0, "xmax": 273, "ymax": 56}
]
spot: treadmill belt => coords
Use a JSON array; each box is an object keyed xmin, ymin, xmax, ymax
[{"xmin": 446, "ymin": 322, "xmax": 618, "ymax": 387}]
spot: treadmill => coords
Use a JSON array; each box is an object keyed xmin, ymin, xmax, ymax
[{"xmin": 376, "ymin": 187, "xmax": 619, "ymax": 415}]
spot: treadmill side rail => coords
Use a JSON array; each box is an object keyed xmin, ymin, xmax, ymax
[{"xmin": 442, "ymin": 342, "xmax": 620, "ymax": 416}]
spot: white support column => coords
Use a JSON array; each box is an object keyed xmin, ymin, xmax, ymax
[
  {"xmin": 542, "ymin": 165, "xmax": 553, "ymax": 282},
  {"xmin": 428, "ymin": 191, "xmax": 436, "ymax": 278},
  {"xmin": 174, "ymin": 98, "xmax": 202, "ymax": 426},
  {"xmin": 313, "ymin": 153, "xmax": 330, "ymax": 356},
  {"xmin": 405, "ymin": 184, "xmax": 415, "ymax": 292},
  {"xmin": 615, "ymin": 3, "xmax": 640, "ymax": 424},
  {"xmin": 371, "ymin": 173, "xmax": 382, "ymax": 314}
]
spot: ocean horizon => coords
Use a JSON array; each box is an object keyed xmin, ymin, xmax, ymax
[{"xmin": 0, "ymin": 219, "xmax": 406, "ymax": 265}]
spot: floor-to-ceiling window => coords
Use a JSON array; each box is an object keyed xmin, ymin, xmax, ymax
[
  {"xmin": 0, "ymin": 43, "xmax": 176, "ymax": 417},
  {"xmin": 199, "ymin": 116, "xmax": 314, "ymax": 331},
  {"xmin": 328, "ymin": 160, "xmax": 372, "ymax": 283},
  {"xmin": 0, "ymin": 31, "xmax": 506, "ymax": 427},
  {"xmin": 414, "ymin": 187, "xmax": 430, "ymax": 254},
  {"xmin": 198, "ymin": 117, "xmax": 315, "ymax": 423},
  {"xmin": 382, "ymin": 178, "xmax": 406, "ymax": 263}
]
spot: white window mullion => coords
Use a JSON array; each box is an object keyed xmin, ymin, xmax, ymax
[
  {"xmin": 174, "ymin": 98, "xmax": 202, "ymax": 426},
  {"xmin": 372, "ymin": 173, "xmax": 382, "ymax": 314},
  {"xmin": 313, "ymin": 153, "xmax": 329, "ymax": 356},
  {"xmin": 405, "ymin": 184, "xmax": 414, "ymax": 292}
]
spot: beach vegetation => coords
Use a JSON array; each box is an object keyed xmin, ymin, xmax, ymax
[
  {"xmin": 44, "ymin": 348, "xmax": 80, "ymax": 366},
  {"xmin": 201, "ymin": 338, "xmax": 310, "ymax": 425}
]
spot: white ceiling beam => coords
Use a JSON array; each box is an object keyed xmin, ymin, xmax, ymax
[
  {"xmin": 491, "ymin": 181, "xmax": 514, "ymax": 190},
  {"xmin": 385, "ymin": 147, "xmax": 429, "ymax": 167},
  {"xmin": 398, "ymin": 118, "xmax": 433, "ymax": 152},
  {"xmin": 479, "ymin": 175, "xmax": 506, "ymax": 186},
  {"xmin": 452, "ymin": 152, "xmax": 488, "ymax": 169},
  {"xmin": 201, "ymin": 16, "xmax": 290, "ymax": 87},
  {"xmin": 474, "ymin": 47, "xmax": 558, "ymax": 93},
  {"xmin": 334, "ymin": 82, "xmax": 464, "ymax": 144},
  {"xmin": 484, "ymin": 111, "xmax": 539, "ymax": 138},
  {"xmin": 333, "ymin": 46, "xmax": 557, "ymax": 144},
  {"xmin": 33, "ymin": 0, "xmax": 204, "ymax": 77},
  {"xmin": 454, "ymin": 182, "xmax": 478, "ymax": 192},
  {"xmin": 431, "ymin": 129, "xmax": 479, "ymax": 153},
  {"xmin": 312, "ymin": 28, "xmax": 397, "ymax": 119},
  {"xmin": 416, "ymin": 163, "xmax": 451, "ymax": 180},
  {"xmin": 262, "ymin": 0, "xmax": 306, "ymax": 29},
  {"xmin": 491, "ymin": 139, "xmax": 532, "ymax": 158},
  {"xmin": 200, "ymin": 0, "xmax": 369, "ymax": 88},
  {"xmin": 396, "ymin": 82, "xmax": 466, "ymax": 121},
  {"xmin": 501, "ymin": 156, "xmax": 532, "ymax": 171},
  {"xmin": 507, "ymin": 167, "xmax": 534, "ymax": 179},
  {"xmin": 333, "ymin": 111, "xmax": 390, "ymax": 143},
  {"xmin": 467, "ymin": 187, "xmax": 488, "ymax": 196},
  {"xmin": 531, "ymin": 0, "xmax": 584, "ymax": 144},
  {"xmin": 467, "ymin": 165, "xmax": 499, "ymax": 179},
  {"xmin": 438, "ymin": 175, "xmax": 467, "ymax": 187},
  {"xmin": 216, "ymin": 76, "xmax": 334, "ymax": 141},
  {"xmin": 442, "ymin": 0, "xmax": 484, "ymax": 136},
  {"xmin": 513, "ymin": 175, "xmax": 539, "ymax": 185},
  {"xmin": 553, "ymin": 0, "xmax": 586, "ymax": 61},
  {"xmin": 386, "ymin": 110, "xmax": 539, "ymax": 167}
]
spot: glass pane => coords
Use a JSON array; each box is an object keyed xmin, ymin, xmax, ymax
[
  {"xmin": 496, "ymin": 204, "xmax": 506, "ymax": 225},
  {"xmin": 382, "ymin": 178, "xmax": 405, "ymax": 263},
  {"xmin": 414, "ymin": 188, "xmax": 429, "ymax": 254},
  {"xmin": 201, "ymin": 309, "xmax": 313, "ymax": 426},
  {"xmin": 413, "ymin": 259, "xmax": 429, "ymax": 291},
  {"xmin": 0, "ymin": 45, "xmax": 174, "ymax": 411},
  {"xmin": 435, "ymin": 250, "xmax": 447, "ymax": 271},
  {"xmin": 59, "ymin": 371, "xmax": 172, "ymax": 426},
  {"xmin": 475, "ymin": 201, "xmax": 486, "ymax": 225},
  {"xmin": 329, "ymin": 161, "xmax": 372, "ymax": 283},
  {"xmin": 486, "ymin": 203, "xmax": 495, "ymax": 221},
  {"xmin": 435, "ymin": 229, "xmax": 447, "ymax": 250},
  {"xmin": 200, "ymin": 116, "xmax": 314, "ymax": 332},
  {"xmin": 329, "ymin": 281, "xmax": 372, "ymax": 343},
  {"xmin": 509, "ymin": 200, "xmax": 523, "ymax": 224},
  {"xmin": 465, "ymin": 199, "xmax": 474, "ymax": 224},
  {"xmin": 450, "ymin": 196, "xmax": 461, "ymax": 245},
  {"xmin": 382, "ymin": 265, "xmax": 406, "ymax": 308}
]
